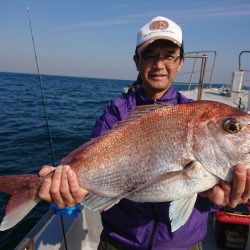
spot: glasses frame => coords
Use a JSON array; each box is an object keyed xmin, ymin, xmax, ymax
[{"xmin": 139, "ymin": 53, "xmax": 181, "ymax": 66}]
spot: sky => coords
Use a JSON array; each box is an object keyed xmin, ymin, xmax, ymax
[{"xmin": 1, "ymin": 0, "xmax": 250, "ymax": 84}]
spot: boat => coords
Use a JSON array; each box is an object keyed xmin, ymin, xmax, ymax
[
  {"xmin": 180, "ymin": 50, "xmax": 250, "ymax": 111},
  {"xmin": 8, "ymin": 50, "xmax": 250, "ymax": 250}
]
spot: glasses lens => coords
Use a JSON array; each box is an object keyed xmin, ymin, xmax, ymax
[{"xmin": 140, "ymin": 54, "xmax": 180, "ymax": 65}]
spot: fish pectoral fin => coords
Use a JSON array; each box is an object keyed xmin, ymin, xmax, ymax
[
  {"xmin": 0, "ymin": 189, "xmax": 39, "ymax": 231},
  {"xmin": 81, "ymin": 170, "xmax": 186, "ymax": 212},
  {"xmin": 80, "ymin": 193, "xmax": 120, "ymax": 212},
  {"xmin": 169, "ymin": 194, "xmax": 198, "ymax": 232}
]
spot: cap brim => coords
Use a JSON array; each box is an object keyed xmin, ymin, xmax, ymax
[{"xmin": 136, "ymin": 36, "xmax": 182, "ymax": 55}]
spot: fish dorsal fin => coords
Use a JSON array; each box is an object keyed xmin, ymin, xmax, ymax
[{"xmin": 117, "ymin": 103, "xmax": 171, "ymax": 126}]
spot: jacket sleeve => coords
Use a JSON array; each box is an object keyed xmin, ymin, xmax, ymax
[
  {"xmin": 91, "ymin": 92, "xmax": 136, "ymax": 138},
  {"xmin": 91, "ymin": 97, "xmax": 132, "ymax": 138},
  {"xmin": 91, "ymin": 102, "xmax": 120, "ymax": 138}
]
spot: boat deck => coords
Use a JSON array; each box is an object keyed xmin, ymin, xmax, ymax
[{"xmin": 180, "ymin": 87, "xmax": 249, "ymax": 111}]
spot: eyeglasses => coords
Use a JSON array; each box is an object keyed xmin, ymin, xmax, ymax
[{"xmin": 139, "ymin": 53, "xmax": 181, "ymax": 65}]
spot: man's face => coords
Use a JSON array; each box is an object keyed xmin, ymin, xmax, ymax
[{"xmin": 135, "ymin": 40, "xmax": 184, "ymax": 100}]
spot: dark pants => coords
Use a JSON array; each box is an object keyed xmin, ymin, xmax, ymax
[
  {"xmin": 97, "ymin": 231, "xmax": 203, "ymax": 250},
  {"xmin": 97, "ymin": 231, "xmax": 127, "ymax": 250}
]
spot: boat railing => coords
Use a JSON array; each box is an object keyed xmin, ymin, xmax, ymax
[
  {"xmin": 184, "ymin": 50, "xmax": 217, "ymax": 91},
  {"xmin": 182, "ymin": 51, "xmax": 216, "ymax": 100},
  {"xmin": 14, "ymin": 209, "xmax": 54, "ymax": 250},
  {"xmin": 239, "ymin": 50, "xmax": 250, "ymax": 72},
  {"xmin": 239, "ymin": 51, "xmax": 250, "ymax": 89}
]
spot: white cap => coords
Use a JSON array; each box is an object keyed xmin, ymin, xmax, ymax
[{"xmin": 136, "ymin": 16, "xmax": 183, "ymax": 54}]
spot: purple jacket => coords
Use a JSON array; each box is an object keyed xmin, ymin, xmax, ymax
[{"xmin": 91, "ymin": 86, "xmax": 217, "ymax": 250}]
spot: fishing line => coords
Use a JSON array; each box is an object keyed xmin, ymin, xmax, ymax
[
  {"xmin": 27, "ymin": 7, "xmax": 68, "ymax": 250},
  {"xmin": 27, "ymin": 7, "xmax": 55, "ymax": 167}
]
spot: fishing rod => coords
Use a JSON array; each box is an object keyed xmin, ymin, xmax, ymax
[
  {"xmin": 27, "ymin": 7, "xmax": 55, "ymax": 167},
  {"xmin": 26, "ymin": 7, "xmax": 68, "ymax": 250}
]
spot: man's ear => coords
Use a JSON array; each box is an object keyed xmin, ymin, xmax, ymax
[
  {"xmin": 133, "ymin": 54, "xmax": 140, "ymax": 71},
  {"xmin": 177, "ymin": 57, "xmax": 185, "ymax": 72}
]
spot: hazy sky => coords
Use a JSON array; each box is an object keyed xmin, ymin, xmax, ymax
[{"xmin": 1, "ymin": 0, "xmax": 250, "ymax": 84}]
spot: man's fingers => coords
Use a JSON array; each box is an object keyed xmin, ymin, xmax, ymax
[
  {"xmin": 210, "ymin": 185, "xmax": 226, "ymax": 205},
  {"xmin": 67, "ymin": 169, "xmax": 88, "ymax": 203},
  {"xmin": 229, "ymin": 164, "xmax": 246, "ymax": 208},
  {"xmin": 199, "ymin": 165, "xmax": 249, "ymax": 207},
  {"xmin": 220, "ymin": 181, "xmax": 231, "ymax": 204},
  {"xmin": 59, "ymin": 165, "xmax": 75, "ymax": 207},
  {"xmin": 39, "ymin": 164, "xmax": 88, "ymax": 208},
  {"xmin": 200, "ymin": 185, "xmax": 225, "ymax": 206},
  {"xmin": 49, "ymin": 166, "xmax": 66, "ymax": 208},
  {"xmin": 39, "ymin": 165, "xmax": 56, "ymax": 177},
  {"xmin": 39, "ymin": 177, "xmax": 52, "ymax": 202},
  {"xmin": 242, "ymin": 168, "xmax": 250, "ymax": 203}
]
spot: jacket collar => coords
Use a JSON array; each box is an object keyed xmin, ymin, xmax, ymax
[{"xmin": 136, "ymin": 86, "xmax": 178, "ymax": 106}]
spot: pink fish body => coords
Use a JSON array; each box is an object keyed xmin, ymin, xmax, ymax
[{"xmin": 1, "ymin": 100, "xmax": 250, "ymax": 231}]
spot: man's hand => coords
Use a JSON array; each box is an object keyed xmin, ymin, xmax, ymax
[
  {"xmin": 201, "ymin": 164, "xmax": 250, "ymax": 207},
  {"xmin": 38, "ymin": 165, "xmax": 88, "ymax": 208}
]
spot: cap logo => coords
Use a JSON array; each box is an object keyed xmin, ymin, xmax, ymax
[{"xmin": 150, "ymin": 20, "xmax": 169, "ymax": 30}]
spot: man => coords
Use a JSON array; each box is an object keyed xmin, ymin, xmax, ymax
[{"xmin": 39, "ymin": 16, "xmax": 250, "ymax": 249}]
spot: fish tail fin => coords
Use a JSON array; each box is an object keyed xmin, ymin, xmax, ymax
[{"xmin": 0, "ymin": 175, "xmax": 41, "ymax": 231}]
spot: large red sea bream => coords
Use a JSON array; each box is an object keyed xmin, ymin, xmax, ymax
[{"xmin": 0, "ymin": 100, "xmax": 250, "ymax": 232}]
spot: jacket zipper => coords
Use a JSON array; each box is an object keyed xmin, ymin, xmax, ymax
[{"xmin": 148, "ymin": 204, "xmax": 158, "ymax": 250}]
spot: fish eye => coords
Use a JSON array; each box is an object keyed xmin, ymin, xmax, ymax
[{"xmin": 223, "ymin": 118, "xmax": 241, "ymax": 133}]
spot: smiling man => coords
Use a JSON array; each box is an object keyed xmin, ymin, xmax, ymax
[
  {"xmin": 133, "ymin": 17, "xmax": 184, "ymax": 101},
  {"xmin": 39, "ymin": 16, "xmax": 250, "ymax": 250}
]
